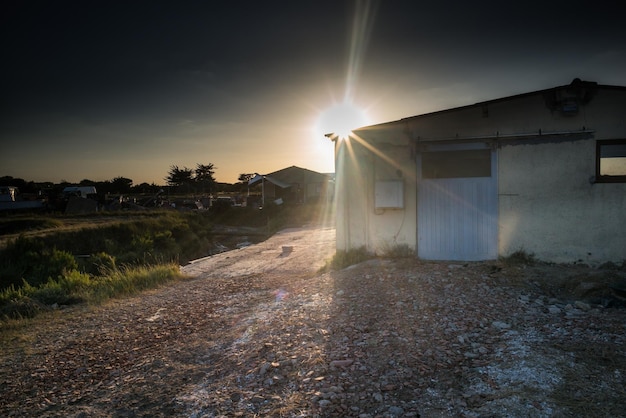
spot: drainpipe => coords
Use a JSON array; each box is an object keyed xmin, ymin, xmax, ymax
[
  {"xmin": 261, "ymin": 176, "xmax": 265, "ymax": 208},
  {"xmin": 333, "ymin": 134, "xmax": 350, "ymax": 251}
]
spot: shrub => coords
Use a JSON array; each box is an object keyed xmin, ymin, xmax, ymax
[
  {"xmin": 0, "ymin": 295, "xmax": 44, "ymax": 320},
  {"xmin": 77, "ymin": 252, "xmax": 117, "ymax": 275},
  {"xmin": 320, "ymin": 246, "xmax": 373, "ymax": 272},
  {"xmin": 0, "ymin": 284, "xmax": 26, "ymax": 311},
  {"xmin": 0, "ymin": 217, "xmax": 63, "ymax": 235},
  {"xmin": 59, "ymin": 270, "xmax": 92, "ymax": 294},
  {"xmin": 0, "ymin": 265, "xmax": 183, "ymax": 320},
  {"xmin": 0, "ymin": 238, "xmax": 78, "ymax": 289},
  {"xmin": 22, "ymin": 271, "xmax": 89, "ymax": 306},
  {"xmin": 27, "ymin": 279, "xmax": 71, "ymax": 305},
  {"xmin": 381, "ymin": 243, "xmax": 414, "ymax": 258},
  {"xmin": 0, "ymin": 274, "xmax": 86, "ymax": 311},
  {"xmin": 33, "ymin": 249, "xmax": 79, "ymax": 283},
  {"xmin": 89, "ymin": 264, "xmax": 184, "ymax": 303},
  {"xmin": 131, "ymin": 233, "xmax": 154, "ymax": 254},
  {"xmin": 500, "ymin": 249, "xmax": 536, "ymax": 265},
  {"xmin": 0, "ymin": 207, "xmax": 303, "ymax": 321}
]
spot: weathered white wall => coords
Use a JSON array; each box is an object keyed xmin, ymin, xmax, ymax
[
  {"xmin": 493, "ymin": 87, "xmax": 626, "ymax": 263},
  {"xmin": 334, "ymin": 137, "xmax": 370, "ymax": 251},
  {"xmin": 369, "ymin": 142, "xmax": 417, "ymax": 254},
  {"xmin": 498, "ymin": 138, "xmax": 626, "ymax": 264},
  {"xmin": 334, "ymin": 127, "xmax": 417, "ymax": 254}
]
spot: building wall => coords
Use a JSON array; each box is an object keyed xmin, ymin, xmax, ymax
[
  {"xmin": 498, "ymin": 137, "xmax": 626, "ymax": 264},
  {"xmin": 266, "ymin": 166, "xmax": 331, "ymax": 203},
  {"xmin": 337, "ymin": 84, "xmax": 626, "ymax": 263},
  {"xmin": 370, "ymin": 142, "xmax": 417, "ymax": 253},
  {"xmin": 494, "ymin": 87, "xmax": 626, "ymax": 263},
  {"xmin": 334, "ymin": 126, "xmax": 417, "ymax": 254},
  {"xmin": 335, "ymin": 138, "xmax": 369, "ymax": 251}
]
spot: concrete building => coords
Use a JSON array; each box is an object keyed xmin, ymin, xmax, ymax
[
  {"xmin": 332, "ymin": 79, "xmax": 626, "ymax": 264},
  {"xmin": 250, "ymin": 166, "xmax": 333, "ymax": 205}
]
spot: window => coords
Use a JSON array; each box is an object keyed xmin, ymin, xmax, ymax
[
  {"xmin": 596, "ymin": 140, "xmax": 626, "ymax": 183},
  {"xmin": 422, "ymin": 149, "xmax": 491, "ymax": 179}
]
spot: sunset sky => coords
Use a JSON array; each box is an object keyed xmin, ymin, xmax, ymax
[{"xmin": 2, "ymin": 1, "xmax": 625, "ymax": 185}]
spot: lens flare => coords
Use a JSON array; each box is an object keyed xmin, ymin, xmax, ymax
[{"xmin": 316, "ymin": 101, "xmax": 370, "ymax": 140}]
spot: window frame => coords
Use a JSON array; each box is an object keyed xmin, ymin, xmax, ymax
[
  {"xmin": 421, "ymin": 149, "xmax": 492, "ymax": 179},
  {"xmin": 596, "ymin": 139, "xmax": 626, "ymax": 183}
]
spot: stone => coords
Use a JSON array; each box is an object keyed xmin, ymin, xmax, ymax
[
  {"xmin": 574, "ymin": 301, "xmax": 591, "ymax": 311},
  {"xmin": 492, "ymin": 321, "xmax": 511, "ymax": 330},
  {"xmin": 574, "ymin": 281, "xmax": 605, "ymax": 297},
  {"xmin": 388, "ymin": 405, "xmax": 405, "ymax": 415},
  {"xmin": 258, "ymin": 362, "xmax": 271, "ymax": 376},
  {"xmin": 318, "ymin": 399, "xmax": 331, "ymax": 408},
  {"xmin": 330, "ymin": 359, "xmax": 354, "ymax": 368},
  {"xmin": 548, "ymin": 306, "xmax": 562, "ymax": 314}
]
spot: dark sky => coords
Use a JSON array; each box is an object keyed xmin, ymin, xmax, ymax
[{"xmin": 2, "ymin": 0, "xmax": 625, "ymax": 184}]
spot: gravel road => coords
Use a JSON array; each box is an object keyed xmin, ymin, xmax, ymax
[{"xmin": 2, "ymin": 224, "xmax": 626, "ymax": 417}]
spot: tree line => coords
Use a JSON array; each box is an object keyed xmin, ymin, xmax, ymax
[{"xmin": 1, "ymin": 163, "xmax": 256, "ymax": 196}]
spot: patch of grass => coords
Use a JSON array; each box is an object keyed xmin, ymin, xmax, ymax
[
  {"xmin": 0, "ymin": 203, "xmax": 330, "ymax": 323},
  {"xmin": 77, "ymin": 252, "xmax": 117, "ymax": 275},
  {"xmin": 0, "ymin": 239, "xmax": 79, "ymax": 289},
  {"xmin": 500, "ymin": 249, "xmax": 536, "ymax": 266},
  {"xmin": 0, "ymin": 216, "xmax": 63, "ymax": 235},
  {"xmin": 0, "ymin": 276, "xmax": 81, "ymax": 320},
  {"xmin": 381, "ymin": 243, "xmax": 414, "ymax": 258},
  {"xmin": 26, "ymin": 276, "xmax": 82, "ymax": 305},
  {"xmin": 0, "ymin": 212, "xmax": 209, "ymax": 291},
  {"xmin": 0, "ymin": 264, "xmax": 185, "ymax": 321},
  {"xmin": 319, "ymin": 246, "xmax": 373, "ymax": 272},
  {"xmin": 89, "ymin": 264, "xmax": 185, "ymax": 304}
]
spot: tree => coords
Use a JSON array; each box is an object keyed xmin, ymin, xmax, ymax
[
  {"xmin": 195, "ymin": 163, "xmax": 216, "ymax": 194},
  {"xmin": 238, "ymin": 173, "xmax": 253, "ymax": 193},
  {"xmin": 238, "ymin": 173, "xmax": 253, "ymax": 183},
  {"xmin": 110, "ymin": 177, "xmax": 133, "ymax": 194},
  {"xmin": 165, "ymin": 165, "xmax": 194, "ymax": 189},
  {"xmin": 132, "ymin": 182, "xmax": 162, "ymax": 194}
]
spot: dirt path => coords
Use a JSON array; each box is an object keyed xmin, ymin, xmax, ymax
[
  {"xmin": 1, "ymin": 225, "xmax": 626, "ymax": 417},
  {"xmin": 0, "ymin": 225, "xmax": 336, "ymax": 417}
]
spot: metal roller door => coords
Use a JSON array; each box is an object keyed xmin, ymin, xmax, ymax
[{"xmin": 417, "ymin": 145, "xmax": 497, "ymax": 261}]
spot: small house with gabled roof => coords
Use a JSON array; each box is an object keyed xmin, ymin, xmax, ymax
[{"xmin": 249, "ymin": 166, "xmax": 333, "ymax": 204}]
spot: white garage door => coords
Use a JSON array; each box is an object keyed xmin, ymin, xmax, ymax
[{"xmin": 417, "ymin": 145, "xmax": 498, "ymax": 261}]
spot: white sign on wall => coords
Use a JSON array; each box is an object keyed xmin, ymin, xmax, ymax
[{"xmin": 375, "ymin": 180, "xmax": 404, "ymax": 209}]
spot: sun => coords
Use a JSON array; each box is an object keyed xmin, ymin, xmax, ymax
[{"xmin": 315, "ymin": 101, "xmax": 370, "ymax": 140}]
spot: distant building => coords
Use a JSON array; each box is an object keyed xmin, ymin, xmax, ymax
[
  {"xmin": 249, "ymin": 166, "xmax": 333, "ymax": 205},
  {"xmin": 333, "ymin": 79, "xmax": 626, "ymax": 264}
]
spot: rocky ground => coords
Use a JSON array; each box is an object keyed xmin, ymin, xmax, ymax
[{"xmin": 1, "ymin": 225, "xmax": 626, "ymax": 417}]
